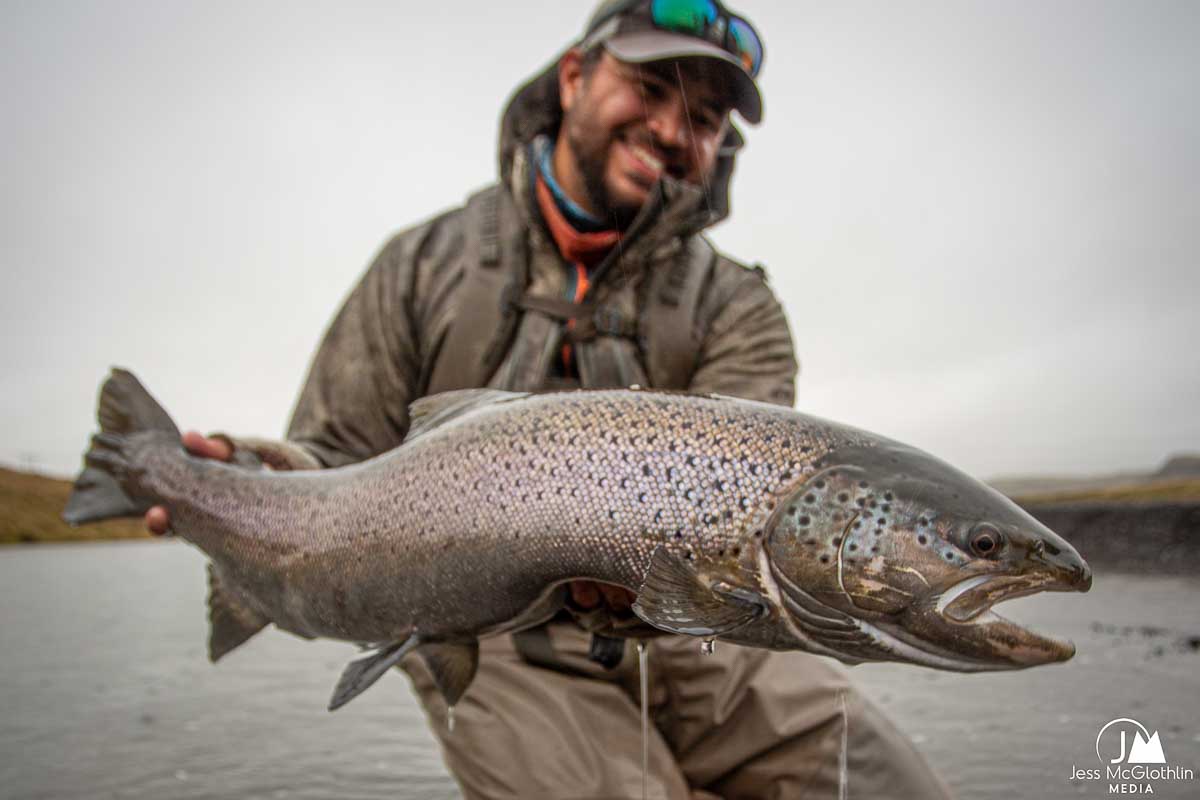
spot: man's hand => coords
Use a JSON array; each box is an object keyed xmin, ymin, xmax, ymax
[
  {"xmin": 569, "ymin": 580, "xmax": 636, "ymax": 612},
  {"xmin": 143, "ymin": 431, "xmax": 233, "ymax": 535}
]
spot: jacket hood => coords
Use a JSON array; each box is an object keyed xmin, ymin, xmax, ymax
[{"xmin": 497, "ymin": 52, "xmax": 745, "ymax": 237}]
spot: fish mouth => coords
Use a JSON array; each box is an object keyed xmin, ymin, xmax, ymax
[
  {"xmin": 937, "ymin": 572, "xmax": 1066, "ymax": 623},
  {"xmin": 765, "ymin": 550, "xmax": 1089, "ymax": 671},
  {"xmin": 907, "ymin": 567, "xmax": 1091, "ymax": 668}
]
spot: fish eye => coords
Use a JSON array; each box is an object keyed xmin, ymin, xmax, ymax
[{"xmin": 969, "ymin": 525, "xmax": 1004, "ymax": 558}]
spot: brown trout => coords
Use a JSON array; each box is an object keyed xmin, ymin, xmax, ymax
[{"xmin": 64, "ymin": 369, "xmax": 1091, "ymax": 711}]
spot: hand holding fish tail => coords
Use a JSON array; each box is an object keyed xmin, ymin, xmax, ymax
[{"xmin": 144, "ymin": 431, "xmax": 234, "ymax": 535}]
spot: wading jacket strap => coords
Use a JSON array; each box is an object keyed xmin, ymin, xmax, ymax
[{"xmin": 424, "ymin": 181, "xmax": 724, "ymax": 397}]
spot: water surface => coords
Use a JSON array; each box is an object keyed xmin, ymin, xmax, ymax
[{"xmin": 1, "ymin": 542, "xmax": 1197, "ymax": 799}]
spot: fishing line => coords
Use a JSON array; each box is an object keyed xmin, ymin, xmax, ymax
[
  {"xmin": 637, "ymin": 640, "xmax": 649, "ymax": 800},
  {"xmin": 674, "ymin": 62, "xmax": 715, "ymax": 219},
  {"xmin": 837, "ymin": 689, "xmax": 849, "ymax": 800}
]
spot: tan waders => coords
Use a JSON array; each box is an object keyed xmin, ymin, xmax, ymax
[{"xmin": 403, "ymin": 622, "xmax": 954, "ymax": 799}]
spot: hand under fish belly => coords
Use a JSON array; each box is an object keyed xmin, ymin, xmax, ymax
[{"xmin": 63, "ymin": 369, "xmax": 1092, "ymax": 712}]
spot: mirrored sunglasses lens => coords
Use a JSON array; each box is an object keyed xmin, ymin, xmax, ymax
[
  {"xmin": 651, "ymin": 0, "xmax": 718, "ymax": 33},
  {"xmin": 728, "ymin": 18, "xmax": 762, "ymax": 75}
]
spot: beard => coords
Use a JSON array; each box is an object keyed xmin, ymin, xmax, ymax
[{"xmin": 563, "ymin": 115, "xmax": 644, "ymax": 231}]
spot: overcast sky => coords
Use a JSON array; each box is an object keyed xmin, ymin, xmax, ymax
[{"xmin": 2, "ymin": 0, "xmax": 1197, "ymax": 481}]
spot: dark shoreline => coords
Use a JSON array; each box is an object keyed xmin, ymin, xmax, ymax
[{"xmin": 1021, "ymin": 500, "xmax": 1200, "ymax": 575}]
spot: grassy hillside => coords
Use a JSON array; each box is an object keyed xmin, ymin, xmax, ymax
[
  {"xmin": 0, "ymin": 466, "xmax": 151, "ymax": 544},
  {"xmin": 1010, "ymin": 477, "xmax": 1200, "ymax": 507}
]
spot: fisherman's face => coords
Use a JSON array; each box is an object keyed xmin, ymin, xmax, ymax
[{"xmin": 557, "ymin": 49, "xmax": 731, "ymax": 226}]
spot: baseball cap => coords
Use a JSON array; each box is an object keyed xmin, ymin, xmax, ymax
[{"xmin": 581, "ymin": 0, "xmax": 765, "ymax": 124}]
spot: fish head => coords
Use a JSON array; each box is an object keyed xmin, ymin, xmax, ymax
[{"xmin": 763, "ymin": 441, "xmax": 1091, "ymax": 671}]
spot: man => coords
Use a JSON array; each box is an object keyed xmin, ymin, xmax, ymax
[{"xmin": 149, "ymin": 2, "xmax": 954, "ymax": 797}]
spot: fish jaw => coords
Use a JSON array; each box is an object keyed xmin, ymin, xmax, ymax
[{"xmin": 890, "ymin": 561, "xmax": 1091, "ymax": 669}]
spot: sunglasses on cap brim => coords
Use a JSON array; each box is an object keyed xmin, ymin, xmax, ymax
[{"xmin": 593, "ymin": 0, "xmax": 765, "ymax": 78}]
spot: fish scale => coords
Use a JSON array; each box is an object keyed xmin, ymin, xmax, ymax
[{"xmin": 65, "ymin": 369, "xmax": 1091, "ymax": 713}]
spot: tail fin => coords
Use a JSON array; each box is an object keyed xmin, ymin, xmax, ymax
[{"xmin": 62, "ymin": 368, "xmax": 180, "ymax": 525}]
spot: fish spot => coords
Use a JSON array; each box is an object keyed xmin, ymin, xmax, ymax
[
  {"xmin": 799, "ymin": 515, "xmax": 810, "ymax": 526},
  {"xmin": 819, "ymin": 554, "xmax": 831, "ymax": 564},
  {"xmin": 884, "ymin": 491, "xmax": 894, "ymax": 501},
  {"xmin": 838, "ymin": 492, "xmax": 850, "ymax": 502},
  {"xmin": 674, "ymin": 530, "xmax": 683, "ymax": 540},
  {"xmin": 848, "ymin": 543, "xmax": 858, "ymax": 552},
  {"xmin": 859, "ymin": 480, "xmax": 869, "ymax": 489},
  {"xmin": 805, "ymin": 493, "xmax": 816, "ymax": 504},
  {"xmin": 918, "ymin": 535, "xmax": 928, "ymax": 545},
  {"xmin": 832, "ymin": 537, "xmax": 842, "ymax": 546},
  {"xmin": 815, "ymin": 480, "xmax": 826, "ymax": 489}
]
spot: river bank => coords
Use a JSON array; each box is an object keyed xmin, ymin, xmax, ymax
[{"xmin": 0, "ymin": 466, "xmax": 148, "ymax": 544}]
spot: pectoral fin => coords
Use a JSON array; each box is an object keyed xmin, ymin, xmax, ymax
[
  {"xmin": 632, "ymin": 546, "xmax": 768, "ymax": 637},
  {"xmin": 328, "ymin": 636, "xmax": 421, "ymax": 711},
  {"xmin": 416, "ymin": 641, "xmax": 480, "ymax": 707}
]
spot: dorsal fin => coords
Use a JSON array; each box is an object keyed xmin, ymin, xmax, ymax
[{"xmin": 406, "ymin": 389, "xmax": 527, "ymax": 441}]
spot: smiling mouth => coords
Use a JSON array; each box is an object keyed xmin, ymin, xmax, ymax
[{"xmin": 627, "ymin": 142, "xmax": 663, "ymax": 176}]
